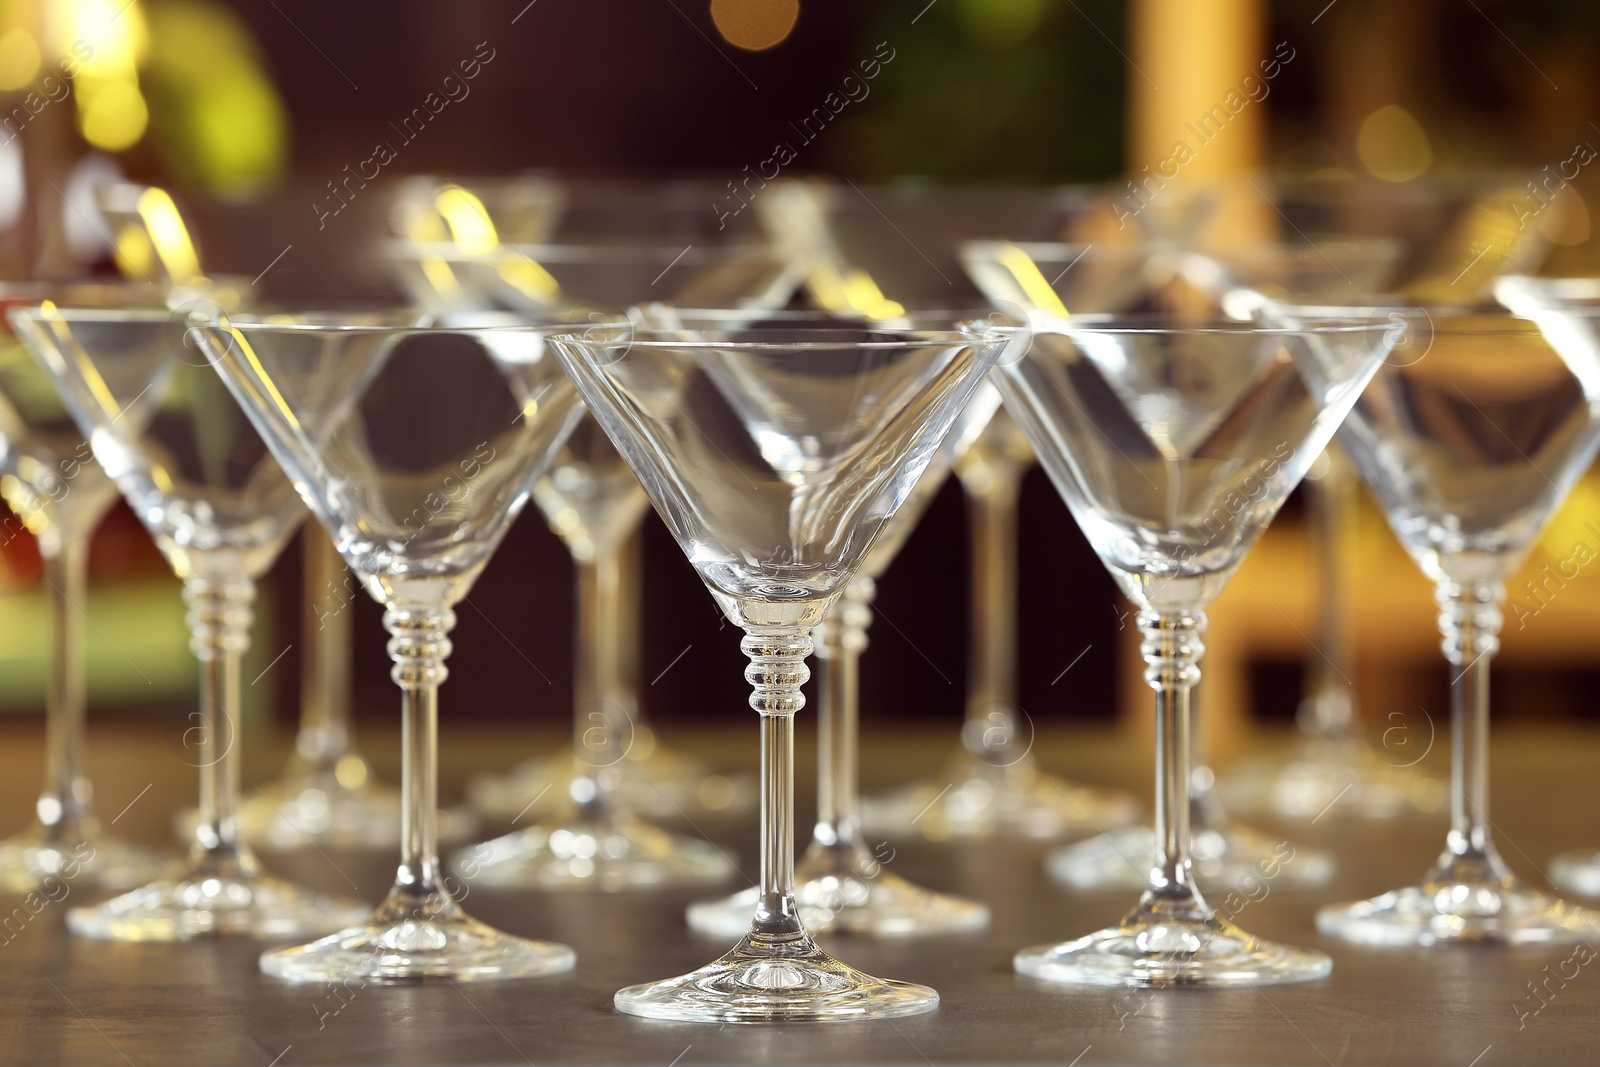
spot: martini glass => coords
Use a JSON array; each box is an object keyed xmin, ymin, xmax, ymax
[
  {"xmin": 992, "ymin": 311, "xmax": 1393, "ymax": 985},
  {"xmin": 453, "ymin": 414, "xmax": 734, "ymax": 890},
  {"xmin": 551, "ymin": 321, "xmax": 1004, "ymax": 1021},
  {"xmin": 199, "ymin": 315, "xmax": 585, "ymax": 981},
  {"xmin": 1496, "ymin": 276, "xmax": 1600, "ymax": 896},
  {"xmin": 97, "ymin": 179, "xmax": 412, "ymax": 851},
  {"xmin": 960, "ymin": 241, "xmax": 1338, "ymax": 885},
  {"xmin": 10, "ymin": 304, "xmax": 368, "ymax": 940},
  {"xmin": 0, "ymin": 282, "xmax": 176, "ymax": 893},
  {"xmin": 1315, "ymin": 307, "xmax": 1600, "ymax": 945},
  {"xmin": 675, "ymin": 309, "xmax": 1002, "ymax": 937}
]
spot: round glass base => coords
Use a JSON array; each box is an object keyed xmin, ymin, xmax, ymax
[
  {"xmin": 1046, "ymin": 821, "xmax": 1335, "ymax": 891},
  {"xmin": 0, "ymin": 823, "xmax": 172, "ymax": 894},
  {"xmin": 614, "ymin": 931, "xmax": 938, "ymax": 1022},
  {"xmin": 174, "ymin": 791, "xmax": 475, "ymax": 852},
  {"xmin": 454, "ymin": 815, "xmax": 734, "ymax": 891},
  {"xmin": 1218, "ymin": 739, "xmax": 1447, "ymax": 820},
  {"xmin": 468, "ymin": 744, "xmax": 755, "ymax": 822},
  {"xmin": 861, "ymin": 754, "xmax": 1140, "ymax": 841},
  {"xmin": 1317, "ymin": 855, "xmax": 1600, "ymax": 946},
  {"xmin": 1016, "ymin": 909, "xmax": 1331, "ymax": 987},
  {"xmin": 686, "ymin": 842, "xmax": 989, "ymax": 938},
  {"xmin": 67, "ymin": 853, "xmax": 369, "ymax": 941},
  {"xmin": 260, "ymin": 889, "xmax": 575, "ymax": 983},
  {"xmin": 1549, "ymin": 849, "xmax": 1600, "ymax": 898}
]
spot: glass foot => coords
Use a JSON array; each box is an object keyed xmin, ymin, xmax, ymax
[
  {"xmin": 454, "ymin": 814, "xmax": 734, "ymax": 891},
  {"xmin": 260, "ymin": 887, "xmax": 575, "ymax": 983},
  {"xmin": 1317, "ymin": 853, "xmax": 1600, "ymax": 945},
  {"xmin": 1046, "ymin": 820, "xmax": 1335, "ymax": 891},
  {"xmin": 1016, "ymin": 896, "xmax": 1331, "ymax": 986},
  {"xmin": 67, "ymin": 852, "xmax": 369, "ymax": 941},
  {"xmin": 468, "ymin": 745, "xmax": 755, "ymax": 822},
  {"xmin": 686, "ymin": 841, "xmax": 989, "ymax": 938},
  {"xmin": 861, "ymin": 755, "xmax": 1141, "ymax": 841},
  {"xmin": 614, "ymin": 929, "xmax": 938, "ymax": 1022},
  {"xmin": 0, "ymin": 824, "xmax": 172, "ymax": 894},
  {"xmin": 1549, "ymin": 849, "xmax": 1600, "ymax": 898},
  {"xmin": 174, "ymin": 793, "xmax": 475, "ymax": 852},
  {"xmin": 1218, "ymin": 739, "xmax": 1447, "ymax": 820}
]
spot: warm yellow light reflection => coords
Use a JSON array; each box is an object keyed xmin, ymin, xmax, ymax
[
  {"xmin": 80, "ymin": 79, "xmax": 148, "ymax": 151},
  {"xmin": 994, "ymin": 242, "xmax": 1069, "ymax": 317},
  {"xmin": 436, "ymin": 188, "xmax": 498, "ymax": 255},
  {"xmin": 136, "ymin": 187, "xmax": 201, "ymax": 282},
  {"xmin": 710, "ymin": 0, "xmax": 799, "ymax": 51},
  {"xmin": 1356, "ymin": 105, "xmax": 1432, "ymax": 183},
  {"xmin": 496, "ymin": 256, "xmax": 560, "ymax": 304},
  {"xmin": 0, "ymin": 28, "xmax": 41, "ymax": 91}
]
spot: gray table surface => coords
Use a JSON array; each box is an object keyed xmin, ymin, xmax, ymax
[{"xmin": 2, "ymin": 721, "xmax": 1598, "ymax": 1067}]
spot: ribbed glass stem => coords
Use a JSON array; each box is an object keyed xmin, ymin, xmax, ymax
[
  {"xmin": 185, "ymin": 577, "xmax": 255, "ymax": 861},
  {"xmin": 1139, "ymin": 609, "xmax": 1206, "ymax": 905},
  {"xmin": 960, "ymin": 462, "xmax": 1022, "ymax": 764},
  {"xmin": 743, "ymin": 627, "xmax": 812, "ymax": 940},
  {"xmin": 1438, "ymin": 578, "xmax": 1502, "ymax": 862},
  {"xmin": 813, "ymin": 577, "xmax": 872, "ymax": 850},
  {"xmin": 39, "ymin": 533, "xmax": 92, "ymax": 834},
  {"xmin": 297, "ymin": 535, "xmax": 354, "ymax": 767},
  {"xmin": 386, "ymin": 604, "xmax": 453, "ymax": 899},
  {"xmin": 572, "ymin": 546, "xmax": 624, "ymax": 820}
]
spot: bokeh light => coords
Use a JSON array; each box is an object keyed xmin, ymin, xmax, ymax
[
  {"xmin": 709, "ymin": 0, "xmax": 798, "ymax": 52},
  {"xmin": 1356, "ymin": 104, "xmax": 1432, "ymax": 183},
  {"xmin": 0, "ymin": 28, "xmax": 41, "ymax": 91}
]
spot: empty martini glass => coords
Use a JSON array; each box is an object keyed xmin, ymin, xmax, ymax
[
  {"xmin": 11, "ymin": 304, "xmax": 368, "ymax": 940},
  {"xmin": 199, "ymin": 314, "xmax": 586, "ymax": 981},
  {"xmin": 674, "ymin": 309, "xmax": 1002, "ymax": 937},
  {"xmin": 551, "ymin": 321, "xmax": 1004, "ymax": 1021},
  {"xmin": 1315, "ymin": 306, "xmax": 1600, "ymax": 945},
  {"xmin": 960, "ymin": 241, "xmax": 1338, "ymax": 885},
  {"xmin": 98, "ymin": 179, "xmax": 411, "ymax": 851},
  {"xmin": 992, "ymin": 311, "xmax": 1393, "ymax": 985},
  {"xmin": 0, "ymin": 282, "xmax": 176, "ymax": 893},
  {"xmin": 453, "ymin": 413, "xmax": 734, "ymax": 890}
]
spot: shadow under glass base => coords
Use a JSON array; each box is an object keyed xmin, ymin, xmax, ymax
[
  {"xmin": 454, "ymin": 814, "xmax": 734, "ymax": 891},
  {"xmin": 0, "ymin": 822, "xmax": 172, "ymax": 894},
  {"xmin": 686, "ymin": 840, "xmax": 989, "ymax": 938},
  {"xmin": 1218, "ymin": 739, "xmax": 1448, "ymax": 821},
  {"xmin": 1046, "ymin": 819, "xmax": 1335, "ymax": 892},
  {"xmin": 468, "ymin": 745, "xmax": 756, "ymax": 822},
  {"xmin": 67, "ymin": 851, "xmax": 369, "ymax": 941},
  {"xmin": 1549, "ymin": 849, "xmax": 1600, "ymax": 898},
  {"xmin": 861, "ymin": 754, "xmax": 1141, "ymax": 841},
  {"xmin": 1317, "ymin": 853, "xmax": 1600, "ymax": 946},
  {"xmin": 615, "ymin": 929, "xmax": 938, "ymax": 1023},
  {"xmin": 260, "ymin": 887, "xmax": 575, "ymax": 983},
  {"xmin": 1016, "ymin": 892, "xmax": 1331, "ymax": 987}
]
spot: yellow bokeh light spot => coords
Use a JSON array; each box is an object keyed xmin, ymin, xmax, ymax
[
  {"xmin": 80, "ymin": 80, "xmax": 149, "ymax": 151},
  {"xmin": 497, "ymin": 255, "xmax": 561, "ymax": 304},
  {"xmin": 1356, "ymin": 104, "xmax": 1432, "ymax": 183},
  {"xmin": 709, "ymin": 0, "xmax": 798, "ymax": 51},
  {"xmin": 71, "ymin": 0, "xmax": 149, "ymax": 76},
  {"xmin": 334, "ymin": 754, "xmax": 369, "ymax": 790},
  {"xmin": 136, "ymin": 186, "xmax": 201, "ymax": 281},
  {"xmin": 0, "ymin": 29, "xmax": 41, "ymax": 91},
  {"xmin": 437, "ymin": 188, "xmax": 498, "ymax": 254},
  {"xmin": 113, "ymin": 225, "xmax": 156, "ymax": 280}
]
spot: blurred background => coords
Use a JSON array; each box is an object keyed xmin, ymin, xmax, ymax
[{"xmin": 0, "ymin": 0, "xmax": 1596, "ymax": 762}]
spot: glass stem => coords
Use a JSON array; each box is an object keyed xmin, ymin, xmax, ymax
[
  {"xmin": 743, "ymin": 626, "xmax": 812, "ymax": 942},
  {"xmin": 386, "ymin": 603, "xmax": 453, "ymax": 901},
  {"xmin": 39, "ymin": 531, "xmax": 93, "ymax": 837},
  {"xmin": 960, "ymin": 459, "xmax": 1023, "ymax": 765},
  {"xmin": 813, "ymin": 577, "xmax": 872, "ymax": 852},
  {"xmin": 185, "ymin": 577, "xmax": 256, "ymax": 868},
  {"xmin": 1438, "ymin": 578, "xmax": 1503, "ymax": 866},
  {"xmin": 297, "ymin": 534, "xmax": 354, "ymax": 770},
  {"xmin": 1298, "ymin": 448, "xmax": 1357, "ymax": 740},
  {"xmin": 616, "ymin": 523, "xmax": 645, "ymax": 727},
  {"xmin": 572, "ymin": 545, "xmax": 624, "ymax": 822},
  {"xmin": 1139, "ymin": 609, "xmax": 1207, "ymax": 910}
]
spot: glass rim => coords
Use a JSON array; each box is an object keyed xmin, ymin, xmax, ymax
[
  {"xmin": 550, "ymin": 324, "xmax": 999, "ymax": 350},
  {"xmin": 384, "ymin": 238, "xmax": 784, "ymax": 263},
  {"xmin": 960, "ymin": 237, "xmax": 1404, "ymax": 262},
  {"xmin": 984, "ymin": 313, "xmax": 1400, "ymax": 336},
  {"xmin": 8, "ymin": 305, "xmax": 631, "ymax": 335},
  {"xmin": 1270, "ymin": 302, "xmax": 1563, "ymax": 333}
]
